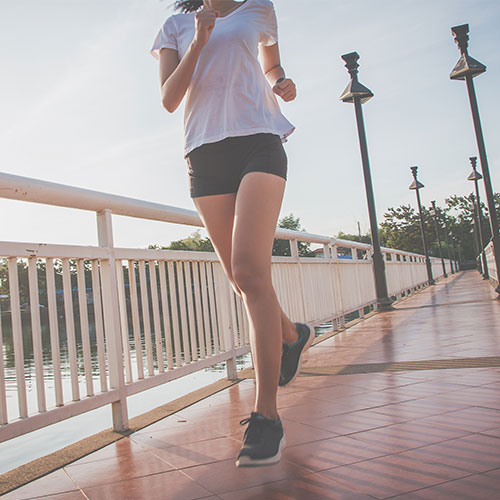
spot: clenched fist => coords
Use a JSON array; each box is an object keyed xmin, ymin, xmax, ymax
[
  {"xmin": 272, "ymin": 78, "xmax": 297, "ymax": 102},
  {"xmin": 193, "ymin": 8, "xmax": 219, "ymax": 48}
]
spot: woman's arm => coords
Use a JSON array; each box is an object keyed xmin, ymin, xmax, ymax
[
  {"xmin": 159, "ymin": 43, "xmax": 202, "ymax": 113},
  {"xmin": 259, "ymin": 43, "xmax": 297, "ymax": 102},
  {"xmin": 159, "ymin": 8, "xmax": 219, "ymax": 113}
]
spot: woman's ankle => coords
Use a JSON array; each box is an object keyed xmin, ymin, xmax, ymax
[
  {"xmin": 282, "ymin": 320, "xmax": 299, "ymax": 345},
  {"xmin": 254, "ymin": 407, "xmax": 279, "ymax": 421}
]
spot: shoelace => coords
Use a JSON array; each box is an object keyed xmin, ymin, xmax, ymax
[{"xmin": 239, "ymin": 414, "xmax": 267, "ymax": 443}]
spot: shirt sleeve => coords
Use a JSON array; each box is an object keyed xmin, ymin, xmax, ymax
[
  {"xmin": 150, "ymin": 16, "xmax": 178, "ymax": 60},
  {"xmin": 259, "ymin": 1, "xmax": 278, "ymax": 47}
]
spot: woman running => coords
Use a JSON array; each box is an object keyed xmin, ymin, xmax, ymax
[{"xmin": 151, "ymin": 0, "xmax": 314, "ymax": 467}]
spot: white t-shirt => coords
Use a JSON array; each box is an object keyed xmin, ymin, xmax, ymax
[{"xmin": 151, "ymin": 0, "xmax": 295, "ymax": 157}]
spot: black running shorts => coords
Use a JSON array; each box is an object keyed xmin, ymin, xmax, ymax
[{"xmin": 186, "ymin": 133, "xmax": 288, "ymax": 198}]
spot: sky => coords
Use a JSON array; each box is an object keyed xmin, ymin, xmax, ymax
[{"xmin": 1, "ymin": 0, "xmax": 499, "ymax": 249}]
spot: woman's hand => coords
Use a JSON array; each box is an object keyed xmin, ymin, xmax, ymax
[
  {"xmin": 193, "ymin": 8, "xmax": 219, "ymax": 48},
  {"xmin": 272, "ymin": 78, "xmax": 297, "ymax": 102}
]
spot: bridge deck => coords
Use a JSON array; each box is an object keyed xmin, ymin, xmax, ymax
[{"xmin": 5, "ymin": 271, "xmax": 500, "ymax": 499}]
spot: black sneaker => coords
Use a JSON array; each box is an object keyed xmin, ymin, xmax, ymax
[
  {"xmin": 279, "ymin": 322, "xmax": 314, "ymax": 387},
  {"xmin": 235, "ymin": 412, "xmax": 286, "ymax": 467}
]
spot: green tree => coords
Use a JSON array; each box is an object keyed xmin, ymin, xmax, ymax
[
  {"xmin": 379, "ymin": 192, "xmax": 499, "ymax": 261},
  {"xmin": 336, "ymin": 231, "xmax": 372, "ymax": 245},
  {"xmin": 272, "ymin": 214, "xmax": 314, "ymax": 257},
  {"xmin": 149, "ymin": 230, "xmax": 214, "ymax": 252},
  {"xmin": 379, "ymin": 204, "xmax": 436, "ymax": 255}
]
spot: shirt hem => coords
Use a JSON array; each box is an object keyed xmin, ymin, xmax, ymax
[{"xmin": 184, "ymin": 126, "xmax": 295, "ymax": 157}]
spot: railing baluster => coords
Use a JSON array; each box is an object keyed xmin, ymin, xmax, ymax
[
  {"xmin": 192, "ymin": 261, "xmax": 206, "ymax": 359},
  {"xmin": 167, "ymin": 261, "xmax": 183, "ymax": 367},
  {"xmin": 158, "ymin": 261, "xmax": 174, "ymax": 369},
  {"xmin": 115, "ymin": 260, "xmax": 132, "ymax": 384},
  {"xmin": 206, "ymin": 262, "xmax": 220, "ymax": 354},
  {"xmin": 138, "ymin": 261, "xmax": 154, "ymax": 376},
  {"xmin": 185, "ymin": 262, "xmax": 199, "ymax": 362},
  {"xmin": 237, "ymin": 296, "xmax": 249, "ymax": 346},
  {"xmin": 8, "ymin": 258, "xmax": 28, "ymax": 418},
  {"xmin": 62, "ymin": 258, "xmax": 80, "ymax": 402},
  {"xmin": 229, "ymin": 289, "xmax": 239, "ymax": 349},
  {"xmin": 128, "ymin": 260, "xmax": 144, "ymax": 380},
  {"xmin": 0, "ymin": 294, "xmax": 8, "ymax": 424},
  {"xmin": 212, "ymin": 264, "xmax": 226, "ymax": 352},
  {"xmin": 76, "ymin": 260, "xmax": 94, "ymax": 397},
  {"xmin": 96, "ymin": 209, "xmax": 128, "ymax": 432},
  {"xmin": 283, "ymin": 264, "xmax": 295, "ymax": 320},
  {"xmin": 199, "ymin": 262, "xmax": 212, "ymax": 357},
  {"xmin": 148, "ymin": 260, "xmax": 165, "ymax": 372},
  {"xmin": 91, "ymin": 261, "xmax": 108, "ymax": 392},
  {"xmin": 178, "ymin": 262, "xmax": 192, "ymax": 364},
  {"xmin": 28, "ymin": 257, "xmax": 47, "ymax": 412},
  {"xmin": 46, "ymin": 259, "xmax": 64, "ymax": 405}
]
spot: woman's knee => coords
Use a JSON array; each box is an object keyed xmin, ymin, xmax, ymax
[{"xmin": 232, "ymin": 260, "xmax": 271, "ymax": 297}]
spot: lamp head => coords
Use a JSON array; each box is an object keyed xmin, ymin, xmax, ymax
[
  {"xmin": 339, "ymin": 52, "xmax": 374, "ymax": 103},
  {"xmin": 409, "ymin": 166, "xmax": 424, "ymax": 190},
  {"xmin": 450, "ymin": 24, "xmax": 486, "ymax": 80},
  {"xmin": 467, "ymin": 156, "xmax": 483, "ymax": 181}
]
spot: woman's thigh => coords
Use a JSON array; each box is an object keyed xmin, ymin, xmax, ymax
[
  {"xmin": 232, "ymin": 172, "xmax": 286, "ymax": 289},
  {"xmin": 193, "ymin": 193, "xmax": 237, "ymax": 284}
]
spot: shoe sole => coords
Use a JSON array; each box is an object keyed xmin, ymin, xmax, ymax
[
  {"xmin": 235, "ymin": 436, "xmax": 287, "ymax": 468},
  {"xmin": 280, "ymin": 323, "xmax": 315, "ymax": 387}
]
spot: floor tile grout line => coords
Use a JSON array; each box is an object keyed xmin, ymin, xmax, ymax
[
  {"xmin": 179, "ymin": 457, "xmax": 321, "ymax": 497},
  {"xmin": 280, "ymin": 392, "xmax": 474, "ymax": 428},
  {"xmin": 284, "ymin": 428, "xmax": 482, "ymax": 478},
  {"xmin": 291, "ymin": 407, "xmax": 481, "ymax": 440},
  {"xmin": 206, "ymin": 467, "xmax": 382, "ymax": 499},
  {"xmin": 309, "ymin": 450, "xmax": 480, "ymax": 500},
  {"xmin": 380, "ymin": 470, "xmax": 480, "ymax": 499}
]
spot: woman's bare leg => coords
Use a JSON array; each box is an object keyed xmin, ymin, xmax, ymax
[
  {"xmin": 193, "ymin": 194, "xmax": 299, "ymax": 346},
  {"xmin": 230, "ymin": 172, "xmax": 288, "ymax": 420}
]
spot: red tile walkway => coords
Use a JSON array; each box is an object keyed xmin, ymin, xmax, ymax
[{"xmin": 4, "ymin": 270, "xmax": 500, "ymax": 499}]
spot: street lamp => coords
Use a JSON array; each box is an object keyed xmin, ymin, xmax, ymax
[
  {"xmin": 451, "ymin": 24, "xmax": 500, "ymax": 295},
  {"xmin": 467, "ymin": 156, "xmax": 489, "ymax": 279},
  {"xmin": 409, "ymin": 166, "xmax": 435, "ymax": 285},
  {"xmin": 340, "ymin": 51, "xmax": 393, "ymax": 311},
  {"xmin": 431, "ymin": 201, "xmax": 447, "ymax": 278}
]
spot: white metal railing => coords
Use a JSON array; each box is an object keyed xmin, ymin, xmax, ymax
[
  {"xmin": 484, "ymin": 241, "xmax": 497, "ymax": 284},
  {"xmin": 0, "ymin": 172, "xmax": 451, "ymax": 442}
]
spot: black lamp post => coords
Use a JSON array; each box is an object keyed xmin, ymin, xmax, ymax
[
  {"xmin": 409, "ymin": 166, "xmax": 435, "ymax": 285},
  {"xmin": 340, "ymin": 51, "xmax": 393, "ymax": 311},
  {"xmin": 451, "ymin": 24, "xmax": 500, "ymax": 295},
  {"xmin": 431, "ymin": 201, "xmax": 447, "ymax": 278},
  {"xmin": 467, "ymin": 156, "xmax": 489, "ymax": 279}
]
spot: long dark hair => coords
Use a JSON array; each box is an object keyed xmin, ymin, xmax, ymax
[{"xmin": 174, "ymin": 0, "xmax": 203, "ymax": 12}]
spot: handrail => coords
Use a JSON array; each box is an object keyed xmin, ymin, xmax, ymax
[{"xmin": 0, "ymin": 171, "xmax": 424, "ymax": 256}]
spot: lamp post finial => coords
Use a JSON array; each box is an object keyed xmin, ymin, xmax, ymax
[
  {"xmin": 451, "ymin": 24, "xmax": 470, "ymax": 55},
  {"xmin": 341, "ymin": 52, "xmax": 360, "ymax": 82}
]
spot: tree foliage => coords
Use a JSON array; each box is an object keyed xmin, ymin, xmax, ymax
[
  {"xmin": 336, "ymin": 231, "xmax": 372, "ymax": 245},
  {"xmin": 273, "ymin": 214, "xmax": 314, "ymax": 257},
  {"xmin": 149, "ymin": 230, "xmax": 214, "ymax": 252},
  {"xmin": 380, "ymin": 191, "xmax": 499, "ymax": 261}
]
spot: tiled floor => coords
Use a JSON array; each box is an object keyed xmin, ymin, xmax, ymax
[{"xmin": 5, "ymin": 271, "xmax": 500, "ymax": 499}]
